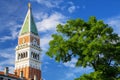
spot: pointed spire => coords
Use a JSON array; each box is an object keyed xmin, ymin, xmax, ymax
[{"xmin": 19, "ymin": 3, "xmax": 39, "ymax": 36}]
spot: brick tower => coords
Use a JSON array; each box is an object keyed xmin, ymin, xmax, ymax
[{"xmin": 14, "ymin": 3, "xmax": 41, "ymax": 80}]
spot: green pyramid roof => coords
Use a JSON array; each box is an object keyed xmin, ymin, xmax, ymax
[
  {"xmin": 19, "ymin": 4, "xmax": 39, "ymax": 36},
  {"xmin": 30, "ymin": 13, "xmax": 38, "ymax": 35}
]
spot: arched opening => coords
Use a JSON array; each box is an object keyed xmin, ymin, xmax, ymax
[
  {"xmin": 18, "ymin": 54, "xmax": 21, "ymax": 60},
  {"xmin": 23, "ymin": 52, "xmax": 25, "ymax": 58},
  {"xmin": 33, "ymin": 52, "xmax": 34, "ymax": 58},
  {"xmin": 31, "ymin": 52, "xmax": 33, "ymax": 58},
  {"xmin": 26, "ymin": 52, "xmax": 28, "ymax": 57},
  {"xmin": 35, "ymin": 54, "xmax": 37, "ymax": 59},
  {"xmin": 38, "ymin": 54, "xmax": 39, "ymax": 60},
  {"xmin": 21, "ymin": 53, "xmax": 23, "ymax": 58}
]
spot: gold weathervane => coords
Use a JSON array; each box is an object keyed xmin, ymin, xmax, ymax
[{"xmin": 28, "ymin": 2, "xmax": 31, "ymax": 8}]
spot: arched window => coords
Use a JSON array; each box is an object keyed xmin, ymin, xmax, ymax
[
  {"xmin": 25, "ymin": 52, "xmax": 28, "ymax": 57},
  {"xmin": 33, "ymin": 39, "xmax": 37, "ymax": 45},
  {"xmin": 35, "ymin": 54, "xmax": 37, "ymax": 59},
  {"xmin": 21, "ymin": 53, "xmax": 23, "ymax": 58},
  {"xmin": 31, "ymin": 52, "xmax": 33, "ymax": 58},
  {"xmin": 18, "ymin": 54, "xmax": 21, "ymax": 60},
  {"xmin": 23, "ymin": 52, "xmax": 25, "ymax": 58},
  {"xmin": 38, "ymin": 54, "xmax": 39, "ymax": 60},
  {"xmin": 21, "ymin": 53, "xmax": 24, "ymax": 59},
  {"xmin": 33, "ymin": 53, "xmax": 35, "ymax": 58}
]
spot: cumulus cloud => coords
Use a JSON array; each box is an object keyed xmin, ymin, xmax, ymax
[
  {"xmin": 36, "ymin": 12, "xmax": 66, "ymax": 32},
  {"xmin": 105, "ymin": 16, "xmax": 120, "ymax": 35},
  {"xmin": 36, "ymin": 12, "xmax": 67, "ymax": 60},
  {"xmin": 64, "ymin": 58, "xmax": 77, "ymax": 68},
  {"xmin": 62, "ymin": 57, "xmax": 93, "ymax": 80},
  {"xmin": 62, "ymin": 67, "xmax": 93, "ymax": 80},
  {"xmin": 68, "ymin": 5, "xmax": 76, "ymax": 13},
  {"xmin": 40, "ymin": 35, "xmax": 51, "ymax": 50},
  {"xmin": 68, "ymin": 1, "xmax": 85, "ymax": 13},
  {"xmin": 34, "ymin": 12, "xmax": 49, "ymax": 20},
  {"xmin": 65, "ymin": 73, "xmax": 76, "ymax": 79},
  {"xmin": 40, "ymin": 34, "xmax": 52, "ymax": 60},
  {"xmin": 0, "ymin": 31, "xmax": 18, "ymax": 42},
  {"xmin": 30, "ymin": 0, "xmax": 63, "ymax": 8},
  {"xmin": 67, "ymin": 1, "xmax": 80, "ymax": 13},
  {"xmin": 0, "ymin": 21, "xmax": 20, "ymax": 42},
  {"xmin": 35, "ymin": 12, "xmax": 67, "ymax": 60},
  {"xmin": 0, "ymin": 48, "xmax": 15, "ymax": 73}
]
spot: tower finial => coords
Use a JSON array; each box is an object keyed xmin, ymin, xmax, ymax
[{"xmin": 28, "ymin": 2, "xmax": 31, "ymax": 9}]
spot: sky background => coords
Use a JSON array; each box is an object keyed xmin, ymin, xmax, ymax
[{"xmin": 0, "ymin": 0, "xmax": 120, "ymax": 80}]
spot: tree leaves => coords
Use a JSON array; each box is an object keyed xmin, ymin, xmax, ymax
[{"xmin": 46, "ymin": 16, "xmax": 120, "ymax": 79}]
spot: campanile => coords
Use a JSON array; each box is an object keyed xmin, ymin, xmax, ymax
[{"xmin": 14, "ymin": 3, "xmax": 41, "ymax": 80}]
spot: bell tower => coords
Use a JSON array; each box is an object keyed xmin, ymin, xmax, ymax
[{"xmin": 14, "ymin": 3, "xmax": 41, "ymax": 80}]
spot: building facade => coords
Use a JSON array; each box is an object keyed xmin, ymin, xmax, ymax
[{"xmin": 14, "ymin": 3, "xmax": 41, "ymax": 80}]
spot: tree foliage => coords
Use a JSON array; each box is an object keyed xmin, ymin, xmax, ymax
[{"xmin": 46, "ymin": 16, "xmax": 120, "ymax": 79}]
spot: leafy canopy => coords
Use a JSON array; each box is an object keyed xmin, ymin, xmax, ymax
[{"xmin": 46, "ymin": 16, "xmax": 120, "ymax": 79}]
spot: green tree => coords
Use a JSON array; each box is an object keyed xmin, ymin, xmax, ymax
[{"xmin": 46, "ymin": 16, "xmax": 120, "ymax": 80}]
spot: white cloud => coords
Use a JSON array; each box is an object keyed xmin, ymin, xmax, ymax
[
  {"xmin": 68, "ymin": 2, "xmax": 74, "ymax": 5},
  {"xmin": 66, "ymin": 73, "xmax": 76, "ymax": 79},
  {"xmin": 37, "ymin": 12, "xmax": 66, "ymax": 32},
  {"xmin": 30, "ymin": 0, "xmax": 63, "ymax": 8},
  {"xmin": 64, "ymin": 58, "xmax": 77, "ymax": 68},
  {"xmin": 61, "ymin": 57, "xmax": 93, "ymax": 80},
  {"xmin": 68, "ymin": 5, "xmax": 76, "ymax": 13},
  {"xmin": 105, "ymin": 16, "xmax": 120, "ymax": 34},
  {"xmin": 34, "ymin": 12, "xmax": 49, "ymax": 20},
  {"xmin": 0, "ymin": 48, "xmax": 15, "ymax": 73},
  {"xmin": 61, "ymin": 67, "xmax": 93, "ymax": 80},
  {"xmin": 67, "ymin": 1, "xmax": 80, "ymax": 13},
  {"xmin": 41, "ymin": 35, "xmax": 52, "ymax": 50},
  {"xmin": 40, "ymin": 34, "xmax": 52, "ymax": 60},
  {"xmin": 9, "ymin": 66, "xmax": 15, "ymax": 74},
  {"xmin": 0, "ymin": 31, "xmax": 18, "ymax": 42},
  {"xmin": 0, "ymin": 21, "xmax": 20, "ymax": 42},
  {"xmin": 106, "ymin": 16, "xmax": 120, "ymax": 27}
]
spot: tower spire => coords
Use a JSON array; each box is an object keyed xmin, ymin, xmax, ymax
[{"xmin": 19, "ymin": 2, "xmax": 39, "ymax": 36}]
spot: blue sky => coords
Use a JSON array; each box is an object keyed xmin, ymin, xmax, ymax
[{"xmin": 0, "ymin": 0, "xmax": 120, "ymax": 80}]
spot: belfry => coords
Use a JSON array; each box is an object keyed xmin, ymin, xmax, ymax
[{"xmin": 14, "ymin": 3, "xmax": 41, "ymax": 80}]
